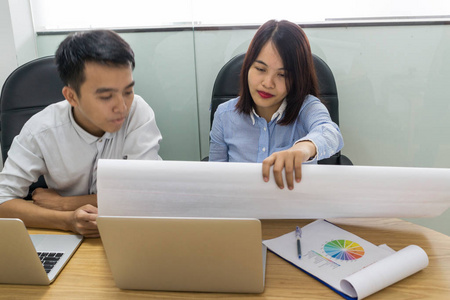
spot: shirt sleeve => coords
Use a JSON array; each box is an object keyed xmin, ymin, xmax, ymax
[
  {"xmin": 296, "ymin": 97, "xmax": 344, "ymax": 162},
  {"xmin": 122, "ymin": 96, "xmax": 162, "ymax": 160},
  {"xmin": 209, "ymin": 106, "xmax": 229, "ymax": 162},
  {"xmin": 0, "ymin": 129, "xmax": 47, "ymax": 204}
]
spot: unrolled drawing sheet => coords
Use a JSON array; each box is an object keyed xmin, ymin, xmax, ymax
[{"xmin": 97, "ymin": 159, "xmax": 450, "ymax": 218}]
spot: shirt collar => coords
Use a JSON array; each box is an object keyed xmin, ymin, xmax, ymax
[
  {"xmin": 69, "ymin": 107, "xmax": 112, "ymax": 144},
  {"xmin": 250, "ymin": 99, "xmax": 287, "ymax": 125}
]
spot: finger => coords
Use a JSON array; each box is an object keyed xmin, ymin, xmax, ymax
[
  {"xmin": 83, "ymin": 230, "xmax": 100, "ymax": 238},
  {"xmin": 82, "ymin": 221, "xmax": 98, "ymax": 230},
  {"xmin": 78, "ymin": 228, "xmax": 99, "ymax": 238},
  {"xmin": 81, "ymin": 213, "xmax": 98, "ymax": 223},
  {"xmin": 33, "ymin": 187, "xmax": 43, "ymax": 194},
  {"xmin": 75, "ymin": 219, "xmax": 98, "ymax": 232},
  {"xmin": 31, "ymin": 189, "xmax": 40, "ymax": 200},
  {"xmin": 32, "ymin": 188, "xmax": 48, "ymax": 197},
  {"xmin": 75, "ymin": 208, "xmax": 98, "ymax": 222},
  {"xmin": 262, "ymin": 155, "xmax": 276, "ymax": 182},
  {"xmin": 272, "ymin": 157, "xmax": 285, "ymax": 189},
  {"xmin": 80, "ymin": 204, "xmax": 98, "ymax": 213},
  {"xmin": 284, "ymin": 156, "xmax": 295, "ymax": 190},
  {"xmin": 84, "ymin": 233, "xmax": 100, "ymax": 238},
  {"xmin": 294, "ymin": 153, "xmax": 303, "ymax": 183}
]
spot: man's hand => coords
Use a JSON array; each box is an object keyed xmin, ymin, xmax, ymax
[
  {"xmin": 32, "ymin": 188, "xmax": 66, "ymax": 210},
  {"xmin": 68, "ymin": 204, "xmax": 99, "ymax": 238},
  {"xmin": 262, "ymin": 141, "xmax": 316, "ymax": 189},
  {"xmin": 0, "ymin": 198, "xmax": 99, "ymax": 238}
]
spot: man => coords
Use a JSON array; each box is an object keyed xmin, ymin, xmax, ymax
[{"xmin": 0, "ymin": 30, "xmax": 162, "ymax": 237}]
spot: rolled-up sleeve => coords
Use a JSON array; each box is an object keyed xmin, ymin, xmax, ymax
[{"xmin": 0, "ymin": 130, "xmax": 47, "ymax": 204}]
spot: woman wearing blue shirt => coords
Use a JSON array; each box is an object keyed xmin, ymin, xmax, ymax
[{"xmin": 209, "ymin": 20, "xmax": 343, "ymax": 190}]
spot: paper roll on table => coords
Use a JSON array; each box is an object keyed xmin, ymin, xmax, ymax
[{"xmin": 340, "ymin": 245, "xmax": 429, "ymax": 299}]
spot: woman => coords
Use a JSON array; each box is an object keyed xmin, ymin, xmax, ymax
[{"xmin": 209, "ymin": 20, "xmax": 344, "ymax": 190}]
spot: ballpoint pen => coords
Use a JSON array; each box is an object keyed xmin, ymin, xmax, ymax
[{"xmin": 296, "ymin": 226, "xmax": 302, "ymax": 259}]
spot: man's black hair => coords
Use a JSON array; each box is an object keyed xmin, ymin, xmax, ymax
[{"xmin": 55, "ymin": 30, "xmax": 135, "ymax": 95}]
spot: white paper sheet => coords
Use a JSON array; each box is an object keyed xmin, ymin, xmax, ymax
[{"xmin": 97, "ymin": 159, "xmax": 450, "ymax": 218}]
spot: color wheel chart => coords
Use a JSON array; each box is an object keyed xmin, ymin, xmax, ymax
[{"xmin": 323, "ymin": 240, "xmax": 365, "ymax": 261}]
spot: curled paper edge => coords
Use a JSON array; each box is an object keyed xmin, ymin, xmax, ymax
[{"xmin": 340, "ymin": 245, "xmax": 429, "ymax": 299}]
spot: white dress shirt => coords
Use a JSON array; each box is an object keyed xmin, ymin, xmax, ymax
[{"xmin": 0, "ymin": 95, "xmax": 162, "ymax": 204}]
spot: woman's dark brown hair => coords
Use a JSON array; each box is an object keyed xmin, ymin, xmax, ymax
[{"xmin": 236, "ymin": 20, "xmax": 319, "ymax": 125}]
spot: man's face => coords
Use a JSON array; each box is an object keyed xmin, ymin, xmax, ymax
[{"xmin": 64, "ymin": 62, "xmax": 135, "ymax": 137}]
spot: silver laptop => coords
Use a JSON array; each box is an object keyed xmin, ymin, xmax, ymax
[
  {"xmin": 97, "ymin": 216, "xmax": 267, "ymax": 293},
  {"xmin": 0, "ymin": 218, "xmax": 83, "ymax": 285}
]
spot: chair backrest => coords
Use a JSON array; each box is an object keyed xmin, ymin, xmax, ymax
[
  {"xmin": 210, "ymin": 53, "xmax": 352, "ymax": 165},
  {"xmin": 0, "ymin": 56, "xmax": 65, "ymax": 194},
  {"xmin": 0, "ymin": 56, "xmax": 64, "ymax": 162}
]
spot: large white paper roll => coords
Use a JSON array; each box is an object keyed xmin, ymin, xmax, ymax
[{"xmin": 97, "ymin": 159, "xmax": 450, "ymax": 218}]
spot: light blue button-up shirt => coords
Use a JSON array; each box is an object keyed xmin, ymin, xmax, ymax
[{"xmin": 209, "ymin": 95, "xmax": 344, "ymax": 163}]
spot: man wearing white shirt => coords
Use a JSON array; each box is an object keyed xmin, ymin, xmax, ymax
[{"xmin": 0, "ymin": 30, "xmax": 162, "ymax": 237}]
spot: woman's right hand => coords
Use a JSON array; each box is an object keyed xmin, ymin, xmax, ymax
[{"xmin": 262, "ymin": 141, "xmax": 316, "ymax": 190}]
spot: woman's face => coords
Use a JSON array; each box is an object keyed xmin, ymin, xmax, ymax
[{"xmin": 248, "ymin": 41, "xmax": 288, "ymax": 122}]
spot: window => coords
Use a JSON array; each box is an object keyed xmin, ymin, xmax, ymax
[
  {"xmin": 31, "ymin": 0, "xmax": 193, "ymax": 31},
  {"xmin": 31, "ymin": 0, "xmax": 450, "ymax": 32}
]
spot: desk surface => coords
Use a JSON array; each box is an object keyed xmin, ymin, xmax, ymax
[{"xmin": 1, "ymin": 218, "xmax": 449, "ymax": 299}]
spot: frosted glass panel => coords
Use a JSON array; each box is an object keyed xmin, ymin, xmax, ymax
[
  {"xmin": 193, "ymin": 29, "xmax": 256, "ymax": 159},
  {"xmin": 306, "ymin": 26, "xmax": 450, "ymax": 169}
]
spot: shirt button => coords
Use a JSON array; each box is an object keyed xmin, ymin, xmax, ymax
[
  {"xmin": 264, "ymin": 127, "xmax": 267, "ymax": 131},
  {"xmin": 99, "ymin": 139, "xmax": 103, "ymax": 143},
  {"xmin": 262, "ymin": 147, "xmax": 266, "ymax": 152}
]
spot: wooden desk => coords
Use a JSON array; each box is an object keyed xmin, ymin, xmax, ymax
[{"xmin": 1, "ymin": 218, "xmax": 449, "ymax": 299}]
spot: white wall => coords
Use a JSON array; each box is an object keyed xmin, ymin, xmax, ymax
[
  {"xmin": 0, "ymin": 0, "xmax": 17, "ymax": 166},
  {"xmin": 0, "ymin": 0, "xmax": 18, "ymax": 92},
  {"xmin": 0, "ymin": 0, "xmax": 37, "ymax": 167},
  {"xmin": 7, "ymin": 0, "xmax": 37, "ymax": 65},
  {"xmin": 0, "ymin": 0, "xmax": 36, "ymax": 87}
]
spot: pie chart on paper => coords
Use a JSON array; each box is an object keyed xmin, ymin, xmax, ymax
[{"xmin": 323, "ymin": 240, "xmax": 365, "ymax": 261}]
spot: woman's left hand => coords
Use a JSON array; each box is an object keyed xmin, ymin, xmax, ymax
[{"xmin": 262, "ymin": 141, "xmax": 316, "ymax": 190}]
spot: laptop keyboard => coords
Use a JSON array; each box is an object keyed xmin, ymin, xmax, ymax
[{"xmin": 37, "ymin": 252, "xmax": 64, "ymax": 273}]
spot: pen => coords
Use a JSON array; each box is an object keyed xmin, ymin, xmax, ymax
[{"xmin": 296, "ymin": 226, "xmax": 302, "ymax": 259}]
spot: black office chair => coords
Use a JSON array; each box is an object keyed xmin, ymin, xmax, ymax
[
  {"xmin": 209, "ymin": 53, "xmax": 353, "ymax": 165},
  {"xmin": 0, "ymin": 56, "xmax": 65, "ymax": 196}
]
